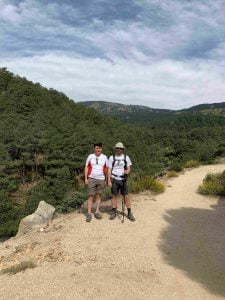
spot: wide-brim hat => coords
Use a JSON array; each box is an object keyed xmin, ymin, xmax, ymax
[{"xmin": 114, "ymin": 142, "xmax": 125, "ymax": 149}]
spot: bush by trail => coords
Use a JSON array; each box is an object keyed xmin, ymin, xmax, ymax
[{"xmin": 198, "ymin": 171, "xmax": 225, "ymax": 196}]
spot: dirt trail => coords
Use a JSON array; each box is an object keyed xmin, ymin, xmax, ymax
[{"xmin": 1, "ymin": 164, "xmax": 225, "ymax": 300}]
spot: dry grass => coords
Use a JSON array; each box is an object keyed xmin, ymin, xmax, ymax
[
  {"xmin": 167, "ymin": 170, "xmax": 178, "ymax": 178},
  {"xmin": 1, "ymin": 261, "xmax": 37, "ymax": 275},
  {"xmin": 184, "ymin": 160, "xmax": 200, "ymax": 168}
]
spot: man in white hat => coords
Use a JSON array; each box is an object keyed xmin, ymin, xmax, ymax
[{"xmin": 108, "ymin": 142, "xmax": 135, "ymax": 221}]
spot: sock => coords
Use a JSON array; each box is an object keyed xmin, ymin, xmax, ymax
[
  {"xmin": 127, "ymin": 208, "xmax": 131, "ymax": 215},
  {"xmin": 112, "ymin": 207, "xmax": 117, "ymax": 212}
]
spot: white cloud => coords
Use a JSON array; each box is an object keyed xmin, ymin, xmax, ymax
[
  {"xmin": 1, "ymin": 0, "xmax": 225, "ymax": 109},
  {"xmin": 0, "ymin": 0, "xmax": 21, "ymax": 22},
  {"xmin": 1, "ymin": 54, "xmax": 225, "ymax": 110}
]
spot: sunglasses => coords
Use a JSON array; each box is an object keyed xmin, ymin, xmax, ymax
[
  {"xmin": 96, "ymin": 157, "xmax": 99, "ymax": 164},
  {"xmin": 115, "ymin": 148, "xmax": 124, "ymax": 150}
]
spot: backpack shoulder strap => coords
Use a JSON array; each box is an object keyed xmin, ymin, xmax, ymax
[
  {"xmin": 124, "ymin": 154, "xmax": 127, "ymax": 170},
  {"xmin": 112, "ymin": 155, "xmax": 116, "ymax": 170}
]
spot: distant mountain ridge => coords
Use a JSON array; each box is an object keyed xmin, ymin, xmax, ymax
[
  {"xmin": 78, "ymin": 101, "xmax": 225, "ymax": 122},
  {"xmin": 186, "ymin": 102, "xmax": 225, "ymax": 111},
  {"xmin": 79, "ymin": 100, "xmax": 173, "ymax": 113},
  {"xmin": 78, "ymin": 101, "xmax": 174, "ymax": 122}
]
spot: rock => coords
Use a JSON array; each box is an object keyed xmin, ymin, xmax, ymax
[
  {"xmin": 35, "ymin": 201, "xmax": 55, "ymax": 222},
  {"xmin": 16, "ymin": 201, "xmax": 55, "ymax": 237}
]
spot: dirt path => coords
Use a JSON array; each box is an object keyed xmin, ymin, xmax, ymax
[{"xmin": 1, "ymin": 164, "xmax": 225, "ymax": 300}]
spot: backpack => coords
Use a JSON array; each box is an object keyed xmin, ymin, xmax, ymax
[{"xmin": 112, "ymin": 154, "xmax": 127, "ymax": 171}]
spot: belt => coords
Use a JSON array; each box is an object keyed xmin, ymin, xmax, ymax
[{"xmin": 111, "ymin": 173, "xmax": 127, "ymax": 180}]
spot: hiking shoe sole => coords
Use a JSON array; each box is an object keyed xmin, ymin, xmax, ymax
[
  {"xmin": 94, "ymin": 212, "xmax": 102, "ymax": 220},
  {"xmin": 109, "ymin": 213, "xmax": 117, "ymax": 220},
  {"xmin": 128, "ymin": 214, "xmax": 135, "ymax": 222},
  {"xmin": 86, "ymin": 214, "xmax": 92, "ymax": 222}
]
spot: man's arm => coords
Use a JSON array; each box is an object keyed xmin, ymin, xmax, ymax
[
  {"xmin": 124, "ymin": 166, "xmax": 131, "ymax": 175},
  {"xmin": 108, "ymin": 167, "xmax": 112, "ymax": 187},
  {"xmin": 105, "ymin": 167, "xmax": 108, "ymax": 184},
  {"xmin": 84, "ymin": 166, "xmax": 89, "ymax": 185},
  {"xmin": 125, "ymin": 156, "xmax": 132, "ymax": 175}
]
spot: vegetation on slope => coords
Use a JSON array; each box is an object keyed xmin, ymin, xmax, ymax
[
  {"xmin": 0, "ymin": 68, "xmax": 225, "ymax": 238},
  {"xmin": 79, "ymin": 100, "xmax": 225, "ymax": 124}
]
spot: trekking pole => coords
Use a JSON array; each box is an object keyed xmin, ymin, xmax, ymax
[
  {"xmin": 121, "ymin": 175, "xmax": 127, "ymax": 224},
  {"xmin": 121, "ymin": 195, "xmax": 125, "ymax": 223}
]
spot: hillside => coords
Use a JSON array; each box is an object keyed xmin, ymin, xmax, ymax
[
  {"xmin": 0, "ymin": 67, "xmax": 225, "ymax": 239},
  {"xmin": 78, "ymin": 101, "xmax": 173, "ymax": 123},
  {"xmin": 0, "ymin": 68, "xmax": 162, "ymax": 238},
  {"xmin": 79, "ymin": 100, "xmax": 225, "ymax": 123},
  {"xmin": 184, "ymin": 102, "xmax": 225, "ymax": 117}
]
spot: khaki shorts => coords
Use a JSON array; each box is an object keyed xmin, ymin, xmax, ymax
[{"xmin": 88, "ymin": 178, "xmax": 105, "ymax": 196}]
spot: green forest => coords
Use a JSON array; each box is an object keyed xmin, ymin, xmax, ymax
[{"xmin": 0, "ymin": 68, "xmax": 225, "ymax": 239}]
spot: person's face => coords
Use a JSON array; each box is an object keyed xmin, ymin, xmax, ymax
[
  {"xmin": 94, "ymin": 146, "xmax": 102, "ymax": 156},
  {"xmin": 115, "ymin": 147, "xmax": 124, "ymax": 155}
]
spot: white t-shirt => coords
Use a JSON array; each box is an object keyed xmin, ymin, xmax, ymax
[
  {"xmin": 85, "ymin": 153, "xmax": 108, "ymax": 180},
  {"xmin": 108, "ymin": 154, "xmax": 132, "ymax": 180}
]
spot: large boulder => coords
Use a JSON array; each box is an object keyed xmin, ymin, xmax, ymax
[{"xmin": 16, "ymin": 201, "xmax": 55, "ymax": 237}]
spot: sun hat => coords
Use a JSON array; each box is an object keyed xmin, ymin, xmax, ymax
[{"xmin": 114, "ymin": 142, "xmax": 125, "ymax": 149}]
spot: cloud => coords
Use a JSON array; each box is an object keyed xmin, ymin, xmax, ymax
[
  {"xmin": 1, "ymin": 0, "xmax": 225, "ymax": 109},
  {"xmin": 2, "ymin": 53, "xmax": 225, "ymax": 110}
]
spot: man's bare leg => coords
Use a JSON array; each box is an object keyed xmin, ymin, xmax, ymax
[
  {"xmin": 124, "ymin": 195, "xmax": 135, "ymax": 221},
  {"xmin": 87, "ymin": 196, "xmax": 93, "ymax": 214},
  {"xmin": 86, "ymin": 196, "xmax": 93, "ymax": 222},
  {"xmin": 111, "ymin": 195, "xmax": 117, "ymax": 208},
  {"xmin": 95, "ymin": 194, "xmax": 101, "ymax": 213},
  {"xmin": 110, "ymin": 195, "xmax": 117, "ymax": 220},
  {"xmin": 124, "ymin": 195, "xmax": 131, "ymax": 208}
]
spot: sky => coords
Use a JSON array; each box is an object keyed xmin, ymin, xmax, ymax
[{"xmin": 1, "ymin": 0, "xmax": 225, "ymax": 109}]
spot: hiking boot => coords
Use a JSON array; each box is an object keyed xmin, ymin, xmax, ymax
[
  {"xmin": 94, "ymin": 212, "xmax": 102, "ymax": 220},
  {"xmin": 86, "ymin": 213, "xmax": 92, "ymax": 222},
  {"xmin": 109, "ymin": 211, "xmax": 117, "ymax": 220},
  {"xmin": 128, "ymin": 212, "xmax": 135, "ymax": 222}
]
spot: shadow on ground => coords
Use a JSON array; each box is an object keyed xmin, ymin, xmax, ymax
[
  {"xmin": 159, "ymin": 197, "xmax": 225, "ymax": 297},
  {"xmin": 80, "ymin": 200, "xmax": 112, "ymax": 215},
  {"xmin": 80, "ymin": 199, "xmax": 129, "ymax": 222}
]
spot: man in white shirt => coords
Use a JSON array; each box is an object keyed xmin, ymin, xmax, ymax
[
  {"xmin": 108, "ymin": 142, "xmax": 135, "ymax": 221},
  {"xmin": 84, "ymin": 143, "xmax": 108, "ymax": 222}
]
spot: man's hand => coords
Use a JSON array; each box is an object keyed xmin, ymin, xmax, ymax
[{"xmin": 124, "ymin": 170, "xmax": 130, "ymax": 175}]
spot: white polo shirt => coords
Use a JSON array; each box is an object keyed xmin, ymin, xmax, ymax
[{"xmin": 85, "ymin": 153, "xmax": 108, "ymax": 180}]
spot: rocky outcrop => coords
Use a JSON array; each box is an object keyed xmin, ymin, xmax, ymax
[{"xmin": 16, "ymin": 201, "xmax": 56, "ymax": 237}]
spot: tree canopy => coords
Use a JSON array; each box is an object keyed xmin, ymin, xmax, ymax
[{"xmin": 0, "ymin": 68, "xmax": 225, "ymax": 239}]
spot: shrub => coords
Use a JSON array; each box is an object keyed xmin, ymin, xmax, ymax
[
  {"xmin": 169, "ymin": 162, "xmax": 183, "ymax": 172},
  {"xmin": 184, "ymin": 160, "xmax": 200, "ymax": 168},
  {"xmin": 1, "ymin": 261, "xmax": 36, "ymax": 275},
  {"xmin": 198, "ymin": 171, "xmax": 225, "ymax": 196},
  {"xmin": 167, "ymin": 170, "xmax": 178, "ymax": 178},
  {"xmin": 150, "ymin": 180, "xmax": 166, "ymax": 194},
  {"xmin": 102, "ymin": 186, "xmax": 111, "ymax": 201},
  {"xmin": 128, "ymin": 175, "xmax": 165, "ymax": 194},
  {"xmin": 56, "ymin": 190, "xmax": 86, "ymax": 213}
]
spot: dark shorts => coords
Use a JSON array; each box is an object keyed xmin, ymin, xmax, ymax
[
  {"xmin": 111, "ymin": 178, "xmax": 128, "ymax": 196},
  {"xmin": 88, "ymin": 178, "xmax": 105, "ymax": 196}
]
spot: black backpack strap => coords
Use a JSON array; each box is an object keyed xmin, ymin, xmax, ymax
[
  {"xmin": 112, "ymin": 154, "xmax": 127, "ymax": 170},
  {"xmin": 124, "ymin": 154, "xmax": 127, "ymax": 170},
  {"xmin": 112, "ymin": 155, "xmax": 116, "ymax": 171}
]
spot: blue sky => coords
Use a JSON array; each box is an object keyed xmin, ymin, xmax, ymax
[{"xmin": 1, "ymin": 0, "xmax": 225, "ymax": 109}]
